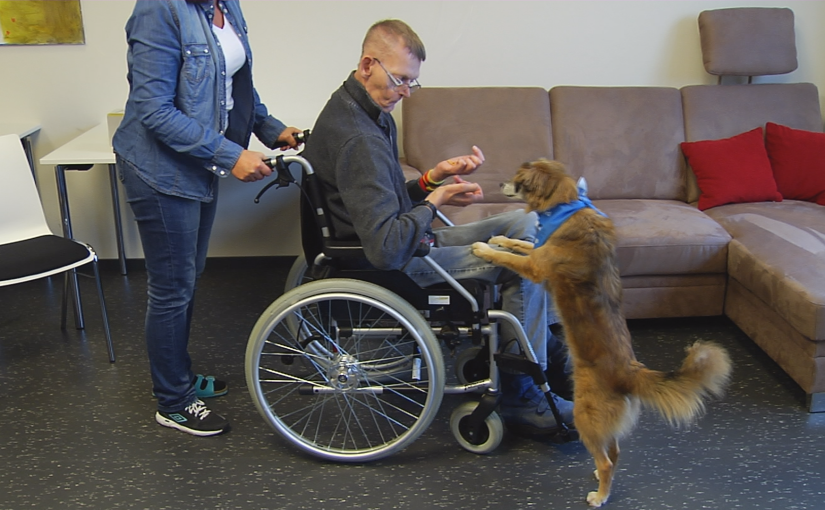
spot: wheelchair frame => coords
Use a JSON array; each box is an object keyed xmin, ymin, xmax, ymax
[{"xmin": 245, "ymin": 155, "xmax": 573, "ymax": 462}]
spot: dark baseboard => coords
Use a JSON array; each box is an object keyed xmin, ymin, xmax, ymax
[{"xmin": 96, "ymin": 255, "xmax": 299, "ymax": 273}]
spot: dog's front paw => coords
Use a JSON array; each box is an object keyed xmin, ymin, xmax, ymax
[
  {"xmin": 488, "ymin": 235, "xmax": 510, "ymax": 246},
  {"xmin": 471, "ymin": 241, "xmax": 494, "ymax": 260}
]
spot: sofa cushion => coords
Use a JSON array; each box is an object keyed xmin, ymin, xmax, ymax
[
  {"xmin": 680, "ymin": 83, "xmax": 823, "ymax": 203},
  {"xmin": 765, "ymin": 122, "xmax": 825, "ymax": 206},
  {"xmin": 550, "ymin": 86, "xmax": 686, "ymax": 201},
  {"xmin": 402, "ymin": 87, "xmax": 553, "ymax": 204},
  {"xmin": 706, "ymin": 201, "xmax": 825, "ymax": 340},
  {"xmin": 680, "ymin": 127, "xmax": 782, "ymax": 211},
  {"xmin": 593, "ymin": 199, "xmax": 731, "ymax": 277}
]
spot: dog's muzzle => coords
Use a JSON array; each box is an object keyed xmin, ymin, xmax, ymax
[{"xmin": 500, "ymin": 181, "xmax": 521, "ymax": 199}]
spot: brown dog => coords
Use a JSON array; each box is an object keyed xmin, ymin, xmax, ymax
[{"xmin": 472, "ymin": 159, "xmax": 732, "ymax": 507}]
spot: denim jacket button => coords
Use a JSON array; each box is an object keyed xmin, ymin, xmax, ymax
[{"xmin": 204, "ymin": 49, "xmax": 209, "ymax": 54}]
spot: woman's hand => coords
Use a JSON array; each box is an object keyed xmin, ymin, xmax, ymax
[
  {"xmin": 275, "ymin": 127, "xmax": 304, "ymax": 150},
  {"xmin": 231, "ymin": 150, "xmax": 272, "ymax": 182}
]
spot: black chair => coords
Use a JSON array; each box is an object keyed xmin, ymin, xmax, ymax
[{"xmin": 0, "ymin": 134, "xmax": 114, "ymax": 362}]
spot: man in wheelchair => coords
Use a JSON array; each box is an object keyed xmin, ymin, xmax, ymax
[{"xmin": 301, "ymin": 19, "xmax": 573, "ymax": 435}]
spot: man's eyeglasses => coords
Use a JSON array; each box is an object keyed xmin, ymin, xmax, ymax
[{"xmin": 374, "ymin": 58, "xmax": 421, "ymax": 93}]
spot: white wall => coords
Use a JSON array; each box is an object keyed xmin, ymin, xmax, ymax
[{"xmin": 2, "ymin": 0, "xmax": 824, "ymax": 259}]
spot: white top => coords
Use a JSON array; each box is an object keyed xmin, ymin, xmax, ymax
[{"xmin": 212, "ymin": 17, "xmax": 246, "ymax": 112}]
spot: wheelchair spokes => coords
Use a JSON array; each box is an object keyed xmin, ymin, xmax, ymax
[{"xmin": 246, "ymin": 279, "xmax": 444, "ymax": 462}]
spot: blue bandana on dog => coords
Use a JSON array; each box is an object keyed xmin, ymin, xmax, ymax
[{"xmin": 533, "ymin": 177, "xmax": 607, "ymax": 248}]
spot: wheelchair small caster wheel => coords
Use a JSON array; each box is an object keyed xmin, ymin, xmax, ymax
[
  {"xmin": 455, "ymin": 346, "xmax": 489, "ymax": 385},
  {"xmin": 450, "ymin": 401, "xmax": 504, "ymax": 454}
]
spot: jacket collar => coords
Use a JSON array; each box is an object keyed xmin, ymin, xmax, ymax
[{"xmin": 343, "ymin": 72, "xmax": 384, "ymax": 123}]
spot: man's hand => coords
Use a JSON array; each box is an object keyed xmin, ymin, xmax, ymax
[
  {"xmin": 430, "ymin": 145, "xmax": 485, "ymax": 182},
  {"xmin": 231, "ymin": 150, "xmax": 272, "ymax": 182},
  {"xmin": 427, "ymin": 177, "xmax": 484, "ymax": 208}
]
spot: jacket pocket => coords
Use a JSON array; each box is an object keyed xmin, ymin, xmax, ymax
[{"xmin": 181, "ymin": 43, "xmax": 211, "ymax": 83}]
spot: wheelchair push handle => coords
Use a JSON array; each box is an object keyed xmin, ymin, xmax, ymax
[
  {"xmin": 254, "ymin": 154, "xmax": 315, "ymax": 203},
  {"xmin": 271, "ymin": 129, "xmax": 310, "ymax": 149}
]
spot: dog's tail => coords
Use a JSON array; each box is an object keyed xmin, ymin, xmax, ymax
[{"xmin": 631, "ymin": 341, "xmax": 732, "ymax": 427}]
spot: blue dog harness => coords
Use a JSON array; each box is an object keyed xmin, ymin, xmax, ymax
[{"xmin": 533, "ymin": 178, "xmax": 607, "ymax": 248}]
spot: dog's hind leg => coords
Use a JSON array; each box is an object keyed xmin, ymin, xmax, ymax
[{"xmin": 586, "ymin": 441, "xmax": 616, "ymax": 508}]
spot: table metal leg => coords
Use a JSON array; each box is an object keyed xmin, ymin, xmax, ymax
[
  {"xmin": 55, "ymin": 164, "xmax": 85, "ymax": 329},
  {"xmin": 108, "ymin": 164, "xmax": 127, "ymax": 275}
]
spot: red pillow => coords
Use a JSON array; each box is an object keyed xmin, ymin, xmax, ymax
[
  {"xmin": 681, "ymin": 127, "xmax": 782, "ymax": 211},
  {"xmin": 765, "ymin": 122, "xmax": 825, "ymax": 206}
]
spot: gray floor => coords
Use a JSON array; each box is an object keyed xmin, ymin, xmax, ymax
[{"xmin": 1, "ymin": 257, "xmax": 824, "ymax": 510}]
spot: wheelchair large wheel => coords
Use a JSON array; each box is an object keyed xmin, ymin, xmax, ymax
[
  {"xmin": 283, "ymin": 254, "xmax": 311, "ymax": 336},
  {"xmin": 246, "ymin": 278, "xmax": 445, "ymax": 462},
  {"xmin": 284, "ymin": 254, "xmax": 310, "ymax": 294}
]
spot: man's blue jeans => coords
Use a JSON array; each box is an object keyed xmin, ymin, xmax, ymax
[
  {"xmin": 401, "ymin": 209, "xmax": 556, "ymax": 370},
  {"xmin": 118, "ymin": 156, "xmax": 217, "ymax": 412}
]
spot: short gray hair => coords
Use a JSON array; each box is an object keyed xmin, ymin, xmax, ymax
[{"xmin": 362, "ymin": 19, "xmax": 426, "ymax": 62}]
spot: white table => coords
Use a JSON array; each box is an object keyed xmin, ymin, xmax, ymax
[
  {"xmin": 0, "ymin": 122, "xmax": 41, "ymax": 183},
  {"xmin": 40, "ymin": 123, "xmax": 127, "ymax": 277}
]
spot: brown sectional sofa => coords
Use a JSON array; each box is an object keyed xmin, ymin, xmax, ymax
[{"xmin": 400, "ymin": 83, "xmax": 825, "ymax": 411}]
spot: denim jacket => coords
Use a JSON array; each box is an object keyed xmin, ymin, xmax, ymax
[{"xmin": 113, "ymin": 0, "xmax": 286, "ymax": 201}]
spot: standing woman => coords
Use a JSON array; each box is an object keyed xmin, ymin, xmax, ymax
[{"xmin": 113, "ymin": 0, "xmax": 302, "ymax": 436}]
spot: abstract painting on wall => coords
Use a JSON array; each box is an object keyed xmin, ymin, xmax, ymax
[{"xmin": 0, "ymin": 0, "xmax": 85, "ymax": 45}]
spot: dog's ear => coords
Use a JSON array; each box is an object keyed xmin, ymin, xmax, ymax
[{"xmin": 519, "ymin": 159, "xmax": 579, "ymax": 211}]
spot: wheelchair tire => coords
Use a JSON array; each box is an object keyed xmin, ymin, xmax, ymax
[
  {"xmin": 455, "ymin": 346, "xmax": 490, "ymax": 385},
  {"xmin": 450, "ymin": 401, "xmax": 504, "ymax": 455},
  {"xmin": 246, "ymin": 278, "xmax": 445, "ymax": 462},
  {"xmin": 283, "ymin": 255, "xmax": 311, "ymax": 337},
  {"xmin": 283, "ymin": 254, "xmax": 310, "ymax": 294}
]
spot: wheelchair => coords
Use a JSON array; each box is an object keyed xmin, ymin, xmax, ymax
[{"xmin": 245, "ymin": 154, "xmax": 576, "ymax": 463}]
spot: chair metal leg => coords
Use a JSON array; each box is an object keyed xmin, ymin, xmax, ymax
[
  {"xmin": 91, "ymin": 259, "xmax": 116, "ymax": 362},
  {"xmin": 61, "ymin": 269, "xmax": 86, "ymax": 330},
  {"xmin": 61, "ymin": 272, "xmax": 70, "ymax": 329}
]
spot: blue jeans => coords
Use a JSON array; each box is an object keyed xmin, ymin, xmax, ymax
[
  {"xmin": 118, "ymin": 156, "xmax": 217, "ymax": 412},
  {"xmin": 402, "ymin": 209, "xmax": 556, "ymax": 370}
]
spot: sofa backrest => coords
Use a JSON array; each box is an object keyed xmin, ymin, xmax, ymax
[
  {"xmin": 550, "ymin": 86, "xmax": 687, "ymax": 201},
  {"xmin": 402, "ymin": 87, "xmax": 553, "ymax": 203},
  {"xmin": 681, "ymin": 83, "xmax": 823, "ymax": 203}
]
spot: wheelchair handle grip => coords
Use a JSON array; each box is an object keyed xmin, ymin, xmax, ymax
[{"xmin": 271, "ymin": 129, "xmax": 310, "ymax": 149}]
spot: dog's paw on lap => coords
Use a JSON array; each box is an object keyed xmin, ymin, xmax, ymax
[
  {"xmin": 471, "ymin": 241, "xmax": 494, "ymax": 260},
  {"xmin": 488, "ymin": 235, "xmax": 510, "ymax": 246}
]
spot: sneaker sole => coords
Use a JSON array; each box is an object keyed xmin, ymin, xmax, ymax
[{"xmin": 155, "ymin": 412, "xmax": 229, "ymax": 437}]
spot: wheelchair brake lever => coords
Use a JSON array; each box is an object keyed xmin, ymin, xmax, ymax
[{"xmin": 253, "ymin": 155, "xmax": 297, "ymax": 203}]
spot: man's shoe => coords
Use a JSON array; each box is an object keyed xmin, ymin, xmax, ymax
[
  {"xmin": 155, "ymin": 399, "xmax": 230, "ymax": 437},
  {"xmin": 500, "ymin": 373, "xmax": 574, "ymax": 434}
]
